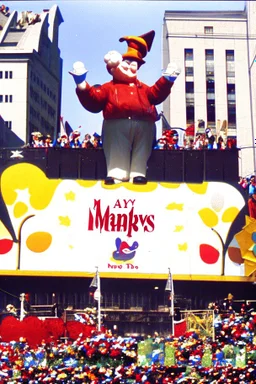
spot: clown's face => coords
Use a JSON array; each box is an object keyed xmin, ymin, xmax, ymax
[{"xmin": 111, "ymin": 59, "xmax": 138, "ymax": 82}]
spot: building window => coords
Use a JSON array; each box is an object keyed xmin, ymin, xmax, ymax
[
  {"xmin": 226, "ymin": 50, "xmax": 234, "ymax": 61},
  {"xmin": 207, "ymin": 80, "xmax": 215, "ymax": 99},
  {"xmin": 0, "ymin": 95, "xmax": 2, "ymax": 102},
  {"xmin": 3, "ymin": 71, "xmax": 13, "ymax": 79},
  {"xmin": 204, "ymin": 26, "xmax": 213, "ymax": 34},
  {"xmin": 226, "ymin": 50, "xmax": 236, "ymax": 128},
  {"xmin": 207, "ymin": 100, "xmax": 216, "ymax": 126},
  {"xmin": 185, "ymin": 49, "xmax": 193, "ymax": 61},
  {"xmin": 227, "ymin": 101, "xmax": 236, "ymax": 125},
  {"xmin": 5, "ymin": 121, "xmax": 12, "ymax": 129},
  {"xmin": 185, "ymin": 82, "xmax": 194, "ymax": 94},
  {"xmin": 227, "ymin": 83, "xmax": 236, "ymax": 101},
  {"xmin": 205, "ymin": 49, "xmax": 214, "ymax": 61},
  {"xmin": 226, "ymin": 51, "xmax": 235, "ymax": 77},
  {"xmin": 185, "ymin": 67, "xmax": 194, "ymax": 76},
  {"xmin": 184, "ymin": 50, "xmax": 195, "ymax": 125},
  {"xmin": 4, "ymin": 95, "xmax": 13, "ymax": 102},
  {"xmin": 205, "ymin": 49, "xmax": 215, "ymax": 127},
  {"xmin": 186, "ymin": 99, "xmax": 195, "ymax": 124}
]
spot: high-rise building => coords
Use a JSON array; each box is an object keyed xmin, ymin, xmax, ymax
[
  {"xmin": 163, "ymin": 1, "xmax": 256, "ymax": 177},
  {"xmin": 0, "ymin": 5, "xmax": 63, "ymax": 145}
]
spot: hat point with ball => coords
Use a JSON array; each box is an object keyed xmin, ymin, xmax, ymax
[{"xmin": 119, "ymin": 30, "xmax": 155, "ymax": 67}]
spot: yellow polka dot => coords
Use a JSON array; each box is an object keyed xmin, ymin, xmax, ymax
[
  {"xmin": 26, "ymin": 232, "xmax": 52, "ymax": 253},
  {"xmin": 76, "ymin": 180, "xmax": 98, "ymax": 188},
  {"xmin": 198, "ymin": 208, "xmax": 218, "ymax": 227},
  {"xmin": 124, "ymin": 182, "xmax": 158, "ymax": 193},
  {"xmin": 160, "ymin": 182, "xmax": 181, "ymax": 189},
  {"xmin": 222, "ymin": 207, "xmax": 240, "ymax": 223},
  {"xmin": 187, "ymin": 182, "xmax": 208, "ymax": 194},
  {"xmin": 13, "ymin": 202, "xmax": 28, "ymax": 218}
]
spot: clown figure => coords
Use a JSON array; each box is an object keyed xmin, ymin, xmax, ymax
[{"xmin": 70, "ymin": 30, "xmax": 180, "ymax": 184}]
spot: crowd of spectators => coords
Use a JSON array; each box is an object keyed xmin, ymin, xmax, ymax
[
  {"xmin": 238, "ymin": 174, "xmax": 256, "ymax": 219},
  {"xmin": 28, "ymin": 129, "xmax": 236, "ymax": 152},
  {"xmin": 28, "ymin": 131, "xmax": 102, "ymax": 149},
  {"xmin": 155, "ymin": 129, "xmax": 236, "ymax": 151},
  {"xmin": 0, "ymin": 299, "xmax": 255, "ymax": 383},
  {"xmin": 0, "ymin": 4, "xmax": 10, "ymax": 17}
]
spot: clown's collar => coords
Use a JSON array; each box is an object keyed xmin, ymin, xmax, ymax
[{"xmin": 112, "ymin": 78, "xmax": 141, "ymax": 87}]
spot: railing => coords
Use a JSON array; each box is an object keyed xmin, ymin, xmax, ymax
[{"xmin": 0, "ymin": 147, "xmax": 240, "ymax": 183}]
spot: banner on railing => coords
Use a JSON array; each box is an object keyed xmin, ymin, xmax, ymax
[{"xmin": 0, "ymin": 163, "xmax": 248, "ymax": 279}]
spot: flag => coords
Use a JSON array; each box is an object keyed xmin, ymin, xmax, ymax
[
  {"xmin": 89, "ymin": 269, "xmax": 100, "ymax": 301},
  {"xmin": 165, "ymin": 268, "xmax": 175, "ymax": 324},
  {"xmin": 65, "ymin": 120, "xmax": 73, "ymax": 137},
  {"xmin": 216, "ymin": 119, "xmax": 221, "ymax": 138},
  {"xmin": 165, "ymin": 269, "xmax": 174, "ymax": 300},
  {"xmin": 159, "ymin": 111, "xmax": 171, "ymax": 131},
  {"xmin": 220, "ymin": 120, "xmax": 228, "ymax": 137},
  {"xmin": 90, "ymin": 274, "xmax": 98, "ymax": 289},
  {"xmin": 60, "ymin": 116, "xmax": 66, "ymax": 137},
  {"xmin": 185, "ymin": 123, "xmax": 195, "ymax": 136},
  {"xmin": 94, "ymin": 288, "xmax": 101, "ymax": 301}
]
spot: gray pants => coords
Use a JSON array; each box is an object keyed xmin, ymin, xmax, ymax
[{"xmin": 102, "ymin": 119, "xmax": 156, "ymax": 181}]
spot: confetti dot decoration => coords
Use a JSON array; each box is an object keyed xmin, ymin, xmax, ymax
[
  {"xmin": 200, "ymin": 244, "xmax": 220, "ymax": 264},
  {"xmin": 26, "ymin": 232, "xmax": 52, "ymax": 253},
  {"xmin": 0, "ymin": 239, "xmax": 13, "ymax": 254}
]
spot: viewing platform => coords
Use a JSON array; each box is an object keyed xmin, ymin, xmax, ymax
[{"xmin": 0, "ymin": 147, "xmax": 239, "ymax": 184}]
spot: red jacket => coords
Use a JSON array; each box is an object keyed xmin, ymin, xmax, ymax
[
  {"xmin": 76, "ymin": 77, "xmax": 173, "ymax": 122},
  {"xmin": 248, "ymin": 195, "xmax": 256, "ymax": 219}
]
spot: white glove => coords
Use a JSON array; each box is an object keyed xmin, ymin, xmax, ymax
[
  {"xmin": 69, "ymin": 61, "xmax": 88, "ymax": 85},
  {"xmin": 104, "ymin": 51, "xmax": 123, "ymax": 68},
  {"xmin": 162, "ymin": 63, "xmax": 181, "ymax": 82}
]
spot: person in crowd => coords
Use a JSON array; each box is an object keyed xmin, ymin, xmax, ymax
[
  {"xmin": 217, "ymin": 136, "xmax": 225, "ymax": 150},
  {"xmin": 5, "ymin": 304, "xmax": 17, "ymax": 316},
  {"xmin": 184, "ymin": 138, "xmax": 194, "ymax": 150},
  {"xmin": 167, "ymin": 131, "xmax": 180, "ymax": 150},
  {"xmin": 223, "ymin": 293, "xmax": 234, "ymax": 313},
  {"xmin": 0, "ymin": 4, "xmax": 10, "ymax": 16},
  {"xmin": 155, "ymin": 136, "xmax": 168, "ymax": 150},
  {"xmin": 69, "ymin": 130, "xmax": 81, "ymax": 148},
  {"xmin": 205, "ymin": 128, "xmax": 216, "ymax": 149},
  {"xmin": 82, "ymin": 133, "xmax": 93, "ymax": 148},
  {"xmin": 44, "ymin": 134, "xmax": 53, "ymax": 147},
  {"xmin": 238, "ymin": 176, "xmax": 248, "ymax": 191},
  {"xmin": 248, "ymin": 175, "xmax": 256, "ymax": 197},
  {"xmin": 31, "ymin": 132, "xmax": 44, "ymax": 148},
  {"xmin": 193, "ymin": 134, "xmax": 204, "ymax": 150},
  {"xmin": 248, "ymin": 191, "xmax": 256, "ymax": 219},
  {"xmin": 90, "ymin": 132, "xmax": 102, "ymax": 148},
  {"xmin": 52, "ymin": 135, "xmax": 62, "ymax": 148}
]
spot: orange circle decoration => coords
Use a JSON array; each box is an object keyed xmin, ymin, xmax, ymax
[{"xmin": 26, "ymin": 232, "xmax": 52, "ymax": 253}]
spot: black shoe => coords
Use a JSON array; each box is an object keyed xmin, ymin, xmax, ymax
[
  {"xmin": 133, "ymin": 176, "xmax": 147, "ymax": 185},
  {"xmin": 104, "ymin": 177, "xmax": 115, "ymax": 185}
]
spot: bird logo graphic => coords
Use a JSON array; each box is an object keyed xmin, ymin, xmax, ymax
[{"xmin": 112, "ymin": 237, "xmax": 139, "ymax": 261}]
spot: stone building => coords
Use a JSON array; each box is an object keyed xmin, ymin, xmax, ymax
[
  {"xmin": 0, "ymin": 5, "xmax": 63, "ymax": 145},
  {"xmin": 163, "ymin": 1, "xmax": 256, "ymax": 177}
]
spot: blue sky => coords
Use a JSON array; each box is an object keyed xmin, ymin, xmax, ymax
[{"xmin": 8, "ymin": 1, "xmax": 245, "ymax": 139}]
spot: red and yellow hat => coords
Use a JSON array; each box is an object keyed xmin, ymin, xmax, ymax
[{"xmin": 119, "ymin": 30, "xmax": 155, "ymax": 67}]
